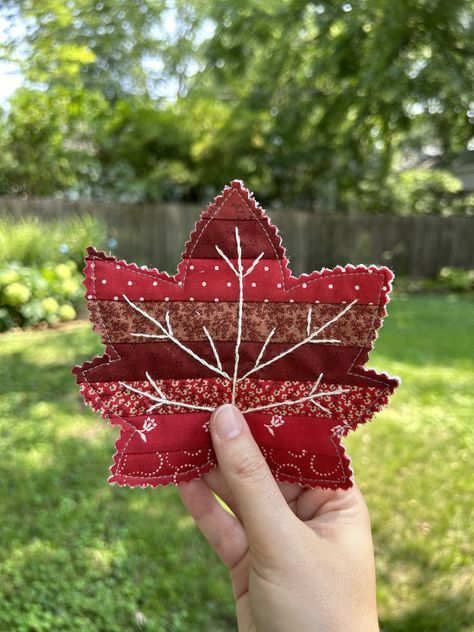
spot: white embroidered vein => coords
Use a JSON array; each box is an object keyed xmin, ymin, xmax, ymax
[
  {"xmin": 120, "ymin": 375, "xmax": 214, "ymax": 413},
  {"xmin": 239, "ymin": 299, "xmax": 357, "ymax": 381},
  {"xmin": 121, "ymin": 229, "xmax": 357, "ymax": 424},
  {"xmin": 124, "ymin": 294, "xmax": 230, "ymax": 379}
]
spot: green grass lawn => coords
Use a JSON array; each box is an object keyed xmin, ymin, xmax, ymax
[{"xmin": 0, "ymin": 294, "xmax": 473, "ymax": 631}]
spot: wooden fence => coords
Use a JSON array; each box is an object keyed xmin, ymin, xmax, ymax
[{"xmin": 1, "ymin": 197, "xmax": 473, "ymax": 277}]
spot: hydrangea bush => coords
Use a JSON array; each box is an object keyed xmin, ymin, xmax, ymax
[
  {"xmin": 0, "ymin": 261, "xmax": 82, "ymax": 330},
  {"xmin": 0, "ymin": 214, "xmax": 107, "ymax": 331}
]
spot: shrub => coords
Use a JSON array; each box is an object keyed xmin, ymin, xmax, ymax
[
  {"xmin": 0, "ymin": 260, "xmax": 85, "ymax": 331},
  {"xmin": 0, "ymin": 214, "xmax": 107, "ymax": 267},
  {"xmin": 0, "ymin": 213, "xmax": 108, "ymax": 331},
  {"xmin": 437, "ymin": 267, "xmax": 474, "ymax": 292},
  {"xmin": 393, "ymin": 269, "xmax": 474, "ymax": 295}
]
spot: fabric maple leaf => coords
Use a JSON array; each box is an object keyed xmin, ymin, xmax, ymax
[{"xmin": 73, "ymin": 180, "xmax": 400, "ymax": 490}]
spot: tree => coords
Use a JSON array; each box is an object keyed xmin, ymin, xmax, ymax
[
  {"xmin": 2, "ymin": 86, "xmax": 106, "ymax": 196},
  {"xmin": 183, "ymin": 0, "xmax": 474, "ymax": 209},
  {"xmin": 0, "ymin": 0, "xmax": 473, "ymax": 210},
  {"xmin": 1, "ymin": 0, "xmax": 170, "ymax": 98}
]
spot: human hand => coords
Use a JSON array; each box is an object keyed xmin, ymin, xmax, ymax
[{"xmin": 178, "ymin": 404, "xmax": 379, "ymax": 632}]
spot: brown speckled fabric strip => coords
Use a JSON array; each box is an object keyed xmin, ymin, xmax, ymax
[{"xmin": 89, "ymin": 300, "xmax": 382, "ymax": 347}]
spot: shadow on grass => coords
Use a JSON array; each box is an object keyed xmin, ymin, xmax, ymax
[
  {"xmin": 380, "ymin": 593, "xmax": 474, "ymax": 632},
  {"xmin": 375, "ymin": 539, "xmax": 474, "ymax": 632}
]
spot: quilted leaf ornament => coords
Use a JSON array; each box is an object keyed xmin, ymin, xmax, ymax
[{"xmin": 73, "ymin": 180, "xmax": 400, "ymax": 489}]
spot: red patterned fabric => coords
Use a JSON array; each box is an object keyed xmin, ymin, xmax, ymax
[{"xmin": 73, "ymin": 180, "xmax": 400, "ymax": 489}]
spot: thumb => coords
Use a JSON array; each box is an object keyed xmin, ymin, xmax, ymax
[{"xmin": 210, "ymin": 404, "xmax": 293, "ymax": 550}]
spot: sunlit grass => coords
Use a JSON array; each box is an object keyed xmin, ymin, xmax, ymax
[
  {"xmin": 0, "ymin": 294, "xmax": 473, "ymax": 631},
  {"xmin": 345, "ymin": 294, "xmax": 473, "ymax": 631}
]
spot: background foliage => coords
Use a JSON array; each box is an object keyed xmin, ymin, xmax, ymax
[
  {"xmin": 0, "ymin": 214, "xmax": 106, "ymax": 330},
  {"xmin": 0, "ymin": 0, "xmax": 473, "ymax": 210}
]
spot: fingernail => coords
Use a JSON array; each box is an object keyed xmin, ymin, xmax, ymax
[{"xmin": 212, "ymin": 404, "xmax": 243, "ymax": 440}]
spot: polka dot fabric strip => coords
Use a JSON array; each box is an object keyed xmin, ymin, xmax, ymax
[{"xmin": 72, "ymin": 180, "xmax": 400, "ymax": 490}]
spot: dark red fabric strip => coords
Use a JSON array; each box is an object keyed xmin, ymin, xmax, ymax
[
  {"xmin": 182, "ymin": 218, "xmax": 281, "ymax": 259},
  {"xmin": 78, "ymin": 341, "xmax": 374, "ymax": 384}
]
